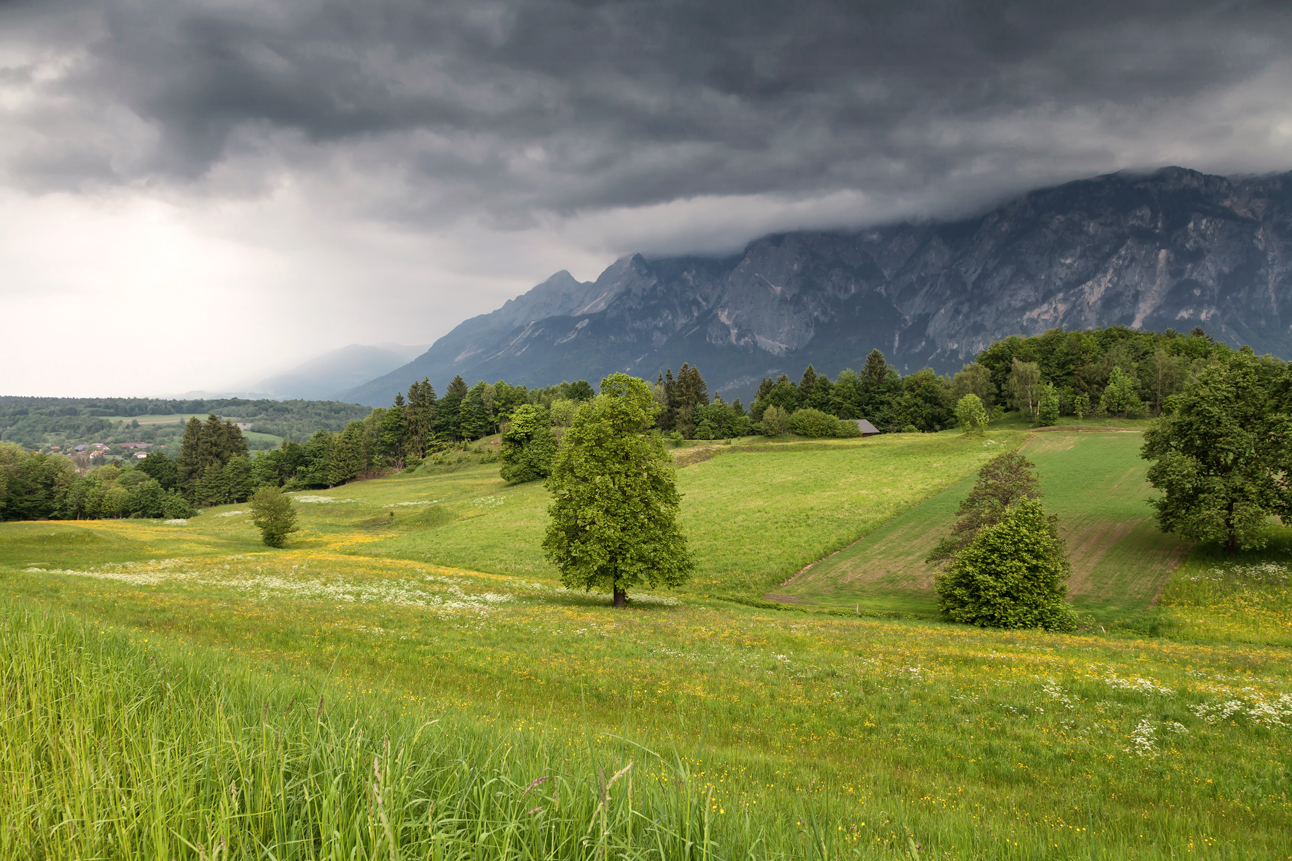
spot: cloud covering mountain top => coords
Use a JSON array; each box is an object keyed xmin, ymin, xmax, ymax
[{"xmin": 3, "ymin": 1, "xmax": 1292, "ymax": 395}]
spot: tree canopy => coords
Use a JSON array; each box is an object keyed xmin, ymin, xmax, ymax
[
  {"xmin": 935, "ymin": 497, "xmax": 1076, "ymax": 631},
  {"xmin": 542, "ymin": 373, "xmax": 694, "ymax": 607},
  {"xmin": 928, "ymin": 450, "xmax": 1042, "ymax": 564},
  {"xmin": 249, "ymin": 486, "xmax": 299, "ymax": 548},
  {"xmin": 1141, "ymin": 350, "xmax": 1292, "ymax": 553},
  {"xmin": 500, "ymin": 404, "xmax": 557, "ymax": 483}
]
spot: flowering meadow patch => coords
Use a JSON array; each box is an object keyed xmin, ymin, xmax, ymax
[
  {"xmin": 1159, "ymin": 556, "xmax": 1292, "ymax": 646},
  {"xmin": 2, "ymin": 438, "xmax": 1292, "ymax": 857}
]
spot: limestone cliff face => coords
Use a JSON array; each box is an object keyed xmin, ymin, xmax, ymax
[{"xmin": 344, "ymin": 166, "xmax": 1292, "ymax": 406}]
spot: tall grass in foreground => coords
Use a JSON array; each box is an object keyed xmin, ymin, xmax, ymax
[{"xmin": 1, "ymin": 604, "xmax": 889, "ymax": 860}]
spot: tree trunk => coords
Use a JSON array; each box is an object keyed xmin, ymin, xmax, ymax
[
  {"xmin": 613, "ymin": 586, "xmax": 627, "ymax": 608},
  {"xmin": 1226, "ymin": 501, "xmax": 1237, "ymax": 555}
]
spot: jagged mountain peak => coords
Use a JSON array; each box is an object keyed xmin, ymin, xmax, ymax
[{"xmin": 342, "ymin": 166, "xmax": 1292, "ymax": 406}]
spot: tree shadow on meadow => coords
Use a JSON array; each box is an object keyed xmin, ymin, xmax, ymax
[{"xmin": 521, "ymin": 586, "xmax": 687, "ymax": 614}]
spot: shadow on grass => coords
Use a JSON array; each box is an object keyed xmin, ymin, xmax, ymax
[{"xmin": 519, "ymin": 587, "xmax": 688, "ymax": 613}]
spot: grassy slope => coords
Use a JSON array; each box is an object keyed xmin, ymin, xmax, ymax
[
  {"xmin": 2, "ymin": 538, "xmax": 1290, "ymax": 858},
  {"xmin": 779, "ymin": 431, "xmax": 1189, "ymax": 620},
  {"xmin": 3, "ymin": 432, "xmax": 1290, "ymax": 858},
  {"xmin": 362, "ymin": 433, "xmax": 1024, "ymax": 597}
]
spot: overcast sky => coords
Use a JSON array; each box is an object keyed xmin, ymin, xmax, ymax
[{"xmin": 2, "ymin": 0, "xmax": 1291, "ymax": 396}]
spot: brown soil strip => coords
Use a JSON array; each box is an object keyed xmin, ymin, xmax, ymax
[
  {"xmin": 672, "ymin": 446, "xmax": 723, "ymax": 468},
  {"xmin": 1061, "ymin": 518, "xmax": 1137, "ymax": 596}
]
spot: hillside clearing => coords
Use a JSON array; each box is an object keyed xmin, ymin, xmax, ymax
[
  {"xmin": 360, "ymin": 432, "xmax": 1023, "ymax": 596},
  {"xmin": 775, "ymin": 432, "xmax": 1190, "ymax": 619}
]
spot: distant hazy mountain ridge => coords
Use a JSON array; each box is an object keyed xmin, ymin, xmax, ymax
[
  {"xmin": 343, "ymin": 167, "xmax": 1292, "ymax": 406},
  {"xmin": 250, "ymin": 343, "xmax": 427, "ymax": 401}
]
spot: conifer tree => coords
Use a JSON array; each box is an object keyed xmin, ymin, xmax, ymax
[
  {"xmin": 798, "ymin": 364, "xmax": 819, "ymax": 407},
  {"xmin": 301, "ymin": 430, "xmax": 335, "ymax": 487},
  {"xmin": 378, "ymin": 394, "xmax": 408, "ymax": 470},
  {"xmin": 404, "ymin": 379, "xmax": 438, "ymax": 457},
  {"xmin": 861, "ymin": 349, "xmax": 890, "ymax": 387},
  {"xmin": 460, "ymin": 382, "xmax": 495, "ymax": 441},
  {"xmin": 859, "ymin": 350, "xmax": 899, "ymax": 426},
  {"xmin": 175, "ymin": 417, "xmax": 203, "ymax": 489},
  {"xmin": 658, "ymin": 369, "xmax": 679, "ymax": 431},
  {"xmin": 195, "ymin": 463, "xmax": 228, "ymax": 507},
  {"xmin": 435, "ymin": 375, "xmax": 469, "ymax": 441},
  {"xmin": 677, "ymin": 363, "xmax": 709, "ymax": 408},
  {"xmin": 222, "ymin": 457, "xmax": 254, "ymax": 503},
  {"xmin": 329, "ymin": 422, "xmax": 365, "ymax": 486}
]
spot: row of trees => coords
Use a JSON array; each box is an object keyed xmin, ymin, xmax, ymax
[
  {"xmin": 235, "ymin": 323, "xmax": 1241, "ymax": 496},
  {"xmin": 0, "ymin": 444, "xmax": 195, "ymax": 522},
  {"xmin": 976, "ymin": 325, "xmax": 1229, "ymax": 420},
  {"xmin": 932, "ymin": 342, "xmax": 1292, "ymax": 631},
  {"xmin": 0, "ymin": 395, "xmax": 372, "ymax": 452}
]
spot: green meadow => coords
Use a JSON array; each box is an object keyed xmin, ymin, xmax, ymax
[
  {"xmin": 781, "ymin": 431, "xmax": 1190, "ymax": 620},
  {"xmin": 2, "ymin": 426, "xmax": 1290, "ymax": 859},
  {"xmin": 362, "ymin": 434, "xmax": 1024, "ymax": 596},
  {"xmin": 102, "ymin": 413, "xmax": 286, "ymax": 447}
]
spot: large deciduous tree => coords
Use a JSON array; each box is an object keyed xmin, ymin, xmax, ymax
[
  {"xmin": 1141, "ymin": 351, "xmax": 1292, "ymax": 553},
  {"xmin": 951, "ymin": 363, "xmax": 997, "ymax": 411},
  {"xmin": 543, "ymin": 373, "xmax": 693, "ymax": 607},
  {"xmin": 1007, "ymin": 359, "xmax": 1043, "ymax": 421}
]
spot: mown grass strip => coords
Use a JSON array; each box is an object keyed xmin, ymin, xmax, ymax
[{"xmin": 780, "ymin": 433, "xmax": 1190, "ymax": 620}]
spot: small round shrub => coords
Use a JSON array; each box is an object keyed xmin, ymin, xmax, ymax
[
  {"xmin": 759, "ymin": 406, "xmax": 790, "ymax": 436},
  {"xmin": 935, "ymin": 497, "xmax": 1076, "ymax": 631},
  {"xmin": 787, "ymin": 408, "xmax": 840, "ymax": 438},
  {"xmin": 249, "ymin": 486, "xmax": 299, "ymax": 549}
]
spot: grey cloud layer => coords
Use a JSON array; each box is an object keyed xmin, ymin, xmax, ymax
[{"xmin": 5, "ymin": 0, "xmax": 1292, "ymax": 230}]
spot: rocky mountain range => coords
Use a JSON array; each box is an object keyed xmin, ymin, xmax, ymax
[{"xmin": 343, "ymin": 166, "xmax": 1292, "ymax": 406}]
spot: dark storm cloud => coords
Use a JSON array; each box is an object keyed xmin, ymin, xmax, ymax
[{"xmin": 5, "ymin": 0, "xmax": 1292, "ymax": 226}]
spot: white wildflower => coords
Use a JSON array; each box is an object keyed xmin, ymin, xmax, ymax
[{"xmin": 1126, "ymin": 717, "xmax": 1157, "ymax": 757}]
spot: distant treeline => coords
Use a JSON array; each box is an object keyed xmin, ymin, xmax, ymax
[
  {"xmin": 739, "ymin": 324, "xmax": 1237, "ymax": 434},
  {"xmin": 157, "ymin": 324, "xmax": 1253, "ymax": 491},
  {"xmin": 0, "ymin": 325, "xmax": 1253, "ymax": 521},
  {"xmin": 0, "ymin": 396, "xmax": 372, "ymax": 451},
  {"xmin": 0, "ymin": 413, "xmax": 254, "ymax": 522}
]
